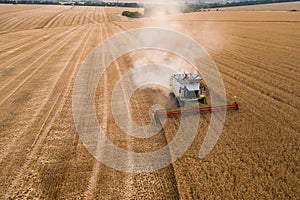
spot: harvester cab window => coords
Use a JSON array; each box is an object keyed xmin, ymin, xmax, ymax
[
  {"xmin": 194, "ymin": 90, "xmax": 199, "ymax": 97},
  {"xmin": 184, "ymin": 87, "xmax": 199, "ymax": 99},
  {"xmin": 183, "ymin": 86, "xmax": 188, "ymax": 98},
  {"xmin": 179, "ymin": 87, "xmax": 185, "ymax": 97}
]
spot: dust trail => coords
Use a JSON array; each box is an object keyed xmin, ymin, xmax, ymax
[
  {"xmin": 140, "ymin": 0, "xmax": 228, "ymax": 52},
  {"xmin": 143, "ymin": 0, "xmax": 185, "ymax": 17},
  {"xmin": 129, "ymin": 50, "xmax": 198, "ymax": 97},
  {"xmin": 129, "ymin": 0, "xmax": 200, "ymax": 86}
]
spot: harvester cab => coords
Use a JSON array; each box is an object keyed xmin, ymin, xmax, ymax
[{"xmin": 169, "ymin": 72, "xmax": 208, "ymax": 107}]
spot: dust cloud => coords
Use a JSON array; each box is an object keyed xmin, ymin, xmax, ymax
[{"xmin": 130, "ymin": 50, "xmax": 197, "ymax": 87}]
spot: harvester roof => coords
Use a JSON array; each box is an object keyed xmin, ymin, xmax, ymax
[{"xmin": 173, "ymin": 72, "xmax": 203, "ymax": 84}]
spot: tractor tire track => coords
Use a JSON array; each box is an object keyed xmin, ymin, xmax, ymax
[
  {"xmin": 82, "ymin": 22, "xmax": 118, "ymax": 199},
  {"xmin": 84, "ymin": 72, "xmax": 108, "ymax": 200},
  {"xmin": 0, "ymin": 26, "xmax": 75, "ymax": 70},
  {"xmin": 0, "ymin": 27, "xmax": 58, "ymax": 51},
  {"xmin": 42, "ymin": 6, "xmax": 75, "ymax": 28},
  {"xmin": 82, "ymin": 21, "xmax": 138, "ymax": 199},
  {"xmin": 88, "ymin": 22, "xmax": 181, "ymax": 199},
  {"xmin": 0, "ymin": 25, "xmax": 93, "ymax": 164},
  {"xmin": 3, "ymin": 24, "xmax": 95, "ymax": 199},
  {"xmin": 111, "ymin": 22, "xmax": 181, "ymax": 199},
  {"xmin": 1, "ymin": 24, "xmax": 88, "ymax": 160},
  {"xmin": 0, "ymin": 28, "xmax": 64, "ymax": 62},
  {"xmin": 0, "ymin": 27, "xmax": 81, "ymax": 106}
]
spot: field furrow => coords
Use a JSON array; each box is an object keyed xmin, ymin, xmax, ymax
[
  {"xmin": 0, "ymin": 3, "xmax": 299, "ymax": 199},
  {"xmin": 0, "ymin": 27, "xmax": 80, "ymax": 106},
  {"xmin": 1, "ymin": 24, "xmax": 95, "ymax": 199}
]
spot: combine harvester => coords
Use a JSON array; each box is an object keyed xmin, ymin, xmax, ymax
[{"xmin": 152, "ymin": 72, "xmax": 239, "ymax": 126}]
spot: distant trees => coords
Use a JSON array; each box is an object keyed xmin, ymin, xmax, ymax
[
  {"xmin": 1, "ymin": 0, "xmax": 297, "ymax": 12},
  {"xmin": 0, "ymin": 0, "xmax": 141, "ymax": 8},
  {"xmin": 122, "ymin": 11, "xmax": 142, "ymax": 18},
  {"xmin": 0, "ymin": 0, "xmax": 59, "ymax": 5},
  {"xmin": 184, "ymin": 0, "xmax": 298, "ymax": 12}
]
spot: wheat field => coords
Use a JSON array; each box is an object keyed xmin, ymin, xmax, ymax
[{"xmin": 0, "ymin": 3, "xmax": 299, "ymax": 199}]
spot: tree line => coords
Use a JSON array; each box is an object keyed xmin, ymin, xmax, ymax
[
  {"xmin": 185, "ymin": 0, "xmax": 298, "ymax": 12},
  {"xmin": 0, "ymin": 0, "xmax": 141, "ymax": 8}
]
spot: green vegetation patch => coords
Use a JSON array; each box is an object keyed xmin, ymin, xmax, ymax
[{"xmin": 122, "ymin": 11, "xmax": 143, "ymax": 18}]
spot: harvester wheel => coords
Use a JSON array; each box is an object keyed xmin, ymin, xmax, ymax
[
  {"xmin": 169, "ymin": 92, "xmax": 175, "ymax": 101},
  {"xmin": 175, "ymin": 98, "xmax": 185, "ymax": 108}
]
